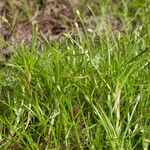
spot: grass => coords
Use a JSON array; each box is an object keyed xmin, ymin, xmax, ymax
[{"xmin": 0, "ymin": 0, "xmax": 150, "ymax": 149}]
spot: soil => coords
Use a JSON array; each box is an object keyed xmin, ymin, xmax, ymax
[
  {"xmin": 0, "ymin": 0, "xmax": 83, "ymax": 41},
  {"xmin": 0, "ymin": 0, "xmax": 90, "ymax": 65},
  {"xmin": 0, "ymin": 0, "xmax": 121, "ymax": 66}
]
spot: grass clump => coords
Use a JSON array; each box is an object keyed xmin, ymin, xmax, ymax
[
  {"xmin": 0, "ymin": 25, "xmax": 149, "ymax": 149},
  {"xmin": 0, "ymin": 0, "xmax": 150, "ymax": 149}
]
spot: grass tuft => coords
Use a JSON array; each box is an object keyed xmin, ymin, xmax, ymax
[{"xmin": 0, "ymin": 0, "xmax": 150, "ymax": 149}]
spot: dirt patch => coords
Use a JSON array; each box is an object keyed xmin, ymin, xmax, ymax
[
  {"xmin": 0, "ymin": 0, "xmax": 122, "ymax": 66},
  {"xmin": 0, "ymin": 0, "xmax": 90, "ymax": 65},
  {"xmin": 0, "ymin": 0, "xmax": 92, "ymax": 42},
  {"xmin": 0, "ymin": 0, "xmax": 80, "ymax": 42}
]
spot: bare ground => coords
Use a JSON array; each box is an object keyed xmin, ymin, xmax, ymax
[
  {"xmin": 0, "ymin": 0, "xmax": 89, "ymax": 64},
  {"xmin": 0, "ymin": 0, "xmax": 83, "ymax": 41},
  {"xmin": 0, "ymin": 0, "xmax": 121, "ymax": 65}
]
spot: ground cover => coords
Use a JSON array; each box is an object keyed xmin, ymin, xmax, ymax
[{"xmin": 0, "ymin": 0, "xmax": 150, "ymax": 149}]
